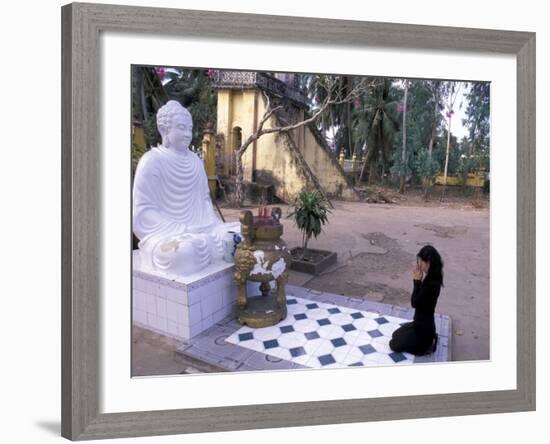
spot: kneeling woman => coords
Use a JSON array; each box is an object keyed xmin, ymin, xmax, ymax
[{"xmin": 390, "ymin": 245, "xmax": 443, "ymax": 355}]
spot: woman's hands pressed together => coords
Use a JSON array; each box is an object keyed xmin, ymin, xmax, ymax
[{"xmin": 413, "ymin": 263, "xmax": 423, "ymax": 281}]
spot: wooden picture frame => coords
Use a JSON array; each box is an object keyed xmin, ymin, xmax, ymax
[{"xmin": 61, "ymin": 2, "xmax": 535, "ymax": 440}]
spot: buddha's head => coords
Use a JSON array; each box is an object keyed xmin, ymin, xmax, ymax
[{"xmin": 156, "ymin": 100, "xmax": 193, "ymax": 152}]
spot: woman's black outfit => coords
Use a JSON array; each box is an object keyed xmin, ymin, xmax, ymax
[{"xmin": 389, "ymin": 277, "xmax": 441, "ymax": 355}]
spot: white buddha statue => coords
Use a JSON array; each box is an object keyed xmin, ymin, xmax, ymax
[{"xmin": 133, "ymin": 100, "xmax": 240, "ymax": 275}]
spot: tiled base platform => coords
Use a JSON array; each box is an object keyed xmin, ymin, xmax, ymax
[
  {"xmin": 177, "ymin": 285, "xmax": 452, "ymax": 371},
  {"xmin": 132, "ymin": 251, "xmax": 237, "ymax": 342}
]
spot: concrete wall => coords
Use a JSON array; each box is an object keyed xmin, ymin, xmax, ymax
[
  {"xmin": 435, "ymin": 173, "xmax": 485, "ymax": 187},
  {"xmin": 252, "ymin": 95, "xmax": 313, "ymax": 202},
  {"xmin": 254, "ymin": 128, "xmax": 311, "ymax": 203},
  {"xmin": 301, "ymin": 124, "xmax": 357, "ymax": 200}
]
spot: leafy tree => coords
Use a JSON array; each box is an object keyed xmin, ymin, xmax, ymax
[
  {"xmin": 434, "ymin": 130, "xmax": 459, "ymax": 175},
  {"xmin": 143, "ymin": 113, "xmax": 161, "ymax": 148},
  {"xmin": 132, "ymin": 67, "xmax": 217, "ymax": 152},
  {"xmin": 423, "ymin": 81, "xmax": 444, "ymax": 157},
  {"xmin": 463, "ymin": 82, "xmax": 490, "ymax": 173},
  {"xmin": 407, "ymin": 81, "xmax": 444, "ymax": 158},
  {"xmin": 412, "ymin": 147, "xmax": 440, "ymax": 195},
  {"xmin": 390, "ymin": 79, "xmax": 444, "ymax": 195},
  {"xmin": 456, "ymin": 137, "xmax": 475, "ymax": 182}
]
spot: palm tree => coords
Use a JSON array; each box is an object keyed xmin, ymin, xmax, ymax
[
  {"xmin": 354, "ymin": 78, "xmax": 401, "ymax": 184},
  {"xmin": 162, "ymin": 68, "xmax": 217, "ymax": 150}
]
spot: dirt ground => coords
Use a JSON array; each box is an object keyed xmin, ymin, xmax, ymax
[
  {"xmin": 219, "ymin": 190, "xmax": 490, "ymax": 362},
  {"xmin": 132, "ymin": 326, "xmax": 226, "ymax": 376},
  {"xmin": 355, "ymin": 184, "xmax": 489, "ymax": 210}
]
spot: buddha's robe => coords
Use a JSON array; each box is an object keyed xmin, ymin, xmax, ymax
[{"xmin": 133, "ymin": 146, "xmax": 239, "ymax": 275}]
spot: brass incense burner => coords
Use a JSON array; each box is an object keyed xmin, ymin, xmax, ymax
[{"xmin": 234, "ymin": 207, "xmax": 291, "ymax": 328}]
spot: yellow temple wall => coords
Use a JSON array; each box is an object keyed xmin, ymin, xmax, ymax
[{"xmin": 435, "ymin": 172, "xmax": 485, "ymax": 187}]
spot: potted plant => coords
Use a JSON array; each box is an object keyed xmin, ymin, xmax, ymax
[{"xmin": 287, "ymin": 190, "xmax": 337, "ymax": 275}]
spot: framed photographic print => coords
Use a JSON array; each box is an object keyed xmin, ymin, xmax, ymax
[{"xmin": 61, "ymin": 2, "xmax": 535, "ymax": 440}]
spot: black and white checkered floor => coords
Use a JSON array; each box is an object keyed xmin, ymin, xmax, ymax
[{"xmin": 226, "ymin": 295, "xmax": 415, "ymax": 368}]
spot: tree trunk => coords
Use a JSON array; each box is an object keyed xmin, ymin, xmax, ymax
[
  {"xmin": 428, "ymin": 134, "xmax": 435, "ymax": 157},
  {"xmin": 472, "ymin": 127, "xmax": 482, "ymax": 201},
  {"xmin": 304, "ymin": 233, "xmax": 310, "ymax": 252},
  {"xmin": 423, "ymin": 183, "xmax": 430, "ymax": 201},
  {"xmin": 234, "ymin": 150, "xmax": 245, "ymax": 207},
  {"xmin": 428, "ymin": 82, "xmax": 440, "ymax": 158},
  {"xmin": 424, "ymin": 84, "xmax": 439, "ymax": 200},
  {"xmin": 441, "ymin": 125, "xmax": 452, "ymax": 201},
  {"xmin": 359, "ymin": 149, "xmax": 370, "ymax": 183},
  {"xmin": 368, "ymin": 162, "xmax": 376, "ymax": 185},
  {"xmin": 399, "ymin": 81, "xmax": 408, "ymax": 193},
  {"xmin": 441, "ymin": 90, "xmax": 453, "ymax": 201},
  {"xmin": 424, "ymin": 122, "xmax": 437, "ymax": 200},
  {"xmin": 443, "ymin": 124, "xmax": 451, "ymax": 182},
  {"xmin": 137, "ymin": 68, "xmax": 148, "ymax": 123},
  {"xmin": 347, "ymin": 98, "xmax": 353, "ymax": 158},
  {"xmin": 427, "ymin": 125, "xmax": 436, "ymax": 173}
]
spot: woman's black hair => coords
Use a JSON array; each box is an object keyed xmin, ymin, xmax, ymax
[{"xmin": 417, "ymin": 245, "xmax": 444, "ymax": 286}]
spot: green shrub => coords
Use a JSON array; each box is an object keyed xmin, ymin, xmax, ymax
[{"xmin": 288, "ymin": 190, "xmax": 331, "ymax": 252}]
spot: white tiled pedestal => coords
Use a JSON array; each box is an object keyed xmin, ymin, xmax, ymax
[{"xmin": 132, "ymin": 251, "xmax": 237, "ymax": 342}]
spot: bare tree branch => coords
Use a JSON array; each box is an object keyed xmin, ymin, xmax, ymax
[
  {"xmin": 262, "ymin": 93, "xmax": 332, "ymax": 135},
  {"xmin": 257, "ymin": 91, "xmax": 283, "ymax": 133},
  {"xmin": 257, "ymin": 78, "xmax": 370, "ymax": 136}
]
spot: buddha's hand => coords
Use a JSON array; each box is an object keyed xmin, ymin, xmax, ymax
[
  {"xmin": 159, "ymin": 239, "xmax": 180, "ymax": 253},
  {"xmin": 158, "ymin": 231, "xmax": 192, "ymax": 253}
]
